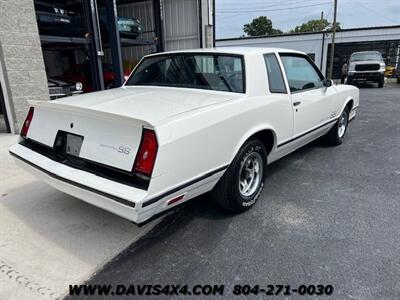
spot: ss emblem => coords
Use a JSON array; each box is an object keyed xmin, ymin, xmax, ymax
[{"xmin": 118, "ymin": 146, "xmax": 131, "ymax": 155}]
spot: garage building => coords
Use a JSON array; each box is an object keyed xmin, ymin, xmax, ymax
[
  {"xmin": 217, "ymin": 25, "xmax": 400, "ymax": 79},
  {"xmin": 0, "ymin": 0, "xmax": 215, "ymax": 134}
]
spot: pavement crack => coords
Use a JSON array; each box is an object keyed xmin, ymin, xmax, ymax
[{"xmin": 0, "ymin": 259, "xmax": 62, "ymax": 300}]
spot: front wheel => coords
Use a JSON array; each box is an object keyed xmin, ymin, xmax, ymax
[
  {"xmin": 324, "ymin": 109, "xmax": 349, "ymax": 146},
  {"xmin": 212, "ymin": 139, "xmax": 267, "ymax": 213},
  {"xmin": 378, "ymin": 78, "xmax": 384, "ymax": 88},
  {"xmin": 347, "ymin": 77, "xmax": 353, "ymax": 85}
]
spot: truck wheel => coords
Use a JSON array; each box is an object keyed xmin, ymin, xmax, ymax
[
  {"xmin": 324, "ymin": 108, "xmax": 349, "ymax": 146},
  {"xmin": 212, "ymin": 139, "xmax": 267, "ymax": 213},
  {"xmin": 347, "ymin": 77, "xmax": 353, "ymax": 85},
  {"xmin": 378, "ymin": 78, "xmax": 384, "ymax": 88}
]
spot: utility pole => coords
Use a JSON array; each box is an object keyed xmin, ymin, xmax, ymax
[{"xmin": 328, "ymin": 0, "xmax": 338, "ymax": 79}]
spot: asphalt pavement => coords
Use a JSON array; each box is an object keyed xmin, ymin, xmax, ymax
[{"xmin": 73, "ymin": 86, "xmax": 400, "ymax": 299}]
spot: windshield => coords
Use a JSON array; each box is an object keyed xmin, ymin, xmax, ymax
[
  {"xmin": 350, "ymin": 52, "xmax": 383, "ymax": 62},
  {"xmin": 126, "ymin": 53, "xmax": 245, "ymax": 93}
]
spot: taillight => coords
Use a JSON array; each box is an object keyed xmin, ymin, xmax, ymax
[
  {"xmin": 133, "ymin": 129, "xmax": 158, "ymax": 177},
  {"xmin": 20, "ymin": 107, "xmax": 34, "ymax": 138}
]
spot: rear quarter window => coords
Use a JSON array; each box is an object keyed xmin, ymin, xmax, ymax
[{"xmin": 264, "ymin": 53, "xmax": 287, "ymax": 93}]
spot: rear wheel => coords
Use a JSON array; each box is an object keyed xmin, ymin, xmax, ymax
[
  {"xmin": 212, "ymin": 139, "xmax": 267, "ymax": 213},
  {"xmin": 324, "ymin": 108, "xmax": 349, "ymax": 146}
]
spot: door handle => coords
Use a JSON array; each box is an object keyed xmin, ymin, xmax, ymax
[{"xmin": 293, "ymin": 101, "xmax": 301, "ymax": 106}]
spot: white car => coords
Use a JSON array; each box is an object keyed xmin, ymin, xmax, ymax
[{"xmin": 9, "ymin": 48, "xmax": 359, "ymax": 224}]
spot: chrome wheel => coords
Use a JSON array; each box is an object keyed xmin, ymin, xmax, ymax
[
  {"xmin": 238, "ymin": 152, "xmax": 263, "ymax": 197},
  {"xmin": 337, "ymin": 112, "xmax": 348, "ymax": 138}
]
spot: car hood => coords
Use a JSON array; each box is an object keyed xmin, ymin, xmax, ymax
[{"xmin": 52, "ymin": 86, "xmax": 242, "ymax": 126}]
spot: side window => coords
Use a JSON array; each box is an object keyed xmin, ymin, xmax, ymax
[
  {"xmin": 264, "ymin": 54, "xmax": 287, "ymax": 93},
  {"xmin": 280, "ymin": 55, "xmax": 323, "ymax": 93}
]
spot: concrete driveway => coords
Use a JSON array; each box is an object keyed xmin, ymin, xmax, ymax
[{"xmin": 0, "ymin": 135, "xmax": 160, "ymax": 300}]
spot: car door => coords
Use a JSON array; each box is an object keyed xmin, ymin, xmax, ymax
[
  {"xmin": 263, "ymin": 53, "xmax": 293, "ymax": 144},
  {"xmin": 279, "ymin": 53, "xmax": 338, "ymax": 138}
]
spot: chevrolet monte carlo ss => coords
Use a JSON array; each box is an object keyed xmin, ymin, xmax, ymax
[{"xmin": 9, "ymin": 48, "xmax": 359, "ymax": 224}]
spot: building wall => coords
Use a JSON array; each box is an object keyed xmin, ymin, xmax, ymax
[
  {"xmin": 217, "ymin": 33, "xmax": 325, "ymax": 69},
  {"xmin": 216, "ymin": 26, "xmax": 400, "ymax": 75},
  {"xmin": 163, "ymin": 0, "xmax": 200, "ymax": 51},
  {"xmin": 0, "ymin": 0, "xmax": 49, "ymax": 133}
]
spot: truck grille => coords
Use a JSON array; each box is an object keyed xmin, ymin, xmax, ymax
[{"xmin": 355, "ymin": 64, "xmax": 380, "ymax": 71}]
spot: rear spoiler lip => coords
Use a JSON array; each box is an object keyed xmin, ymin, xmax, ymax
[{"xmin": 28, "ymin": 100, "xmax": 155, "ymax": 128}]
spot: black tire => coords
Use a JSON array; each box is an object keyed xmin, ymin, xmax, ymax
[
  {"xmin": 324, "ymin": 108, "xmax": 350, "ymax": 146},
  {"xmin": 378, "ymin": 78, "xmax": 384, "ymax": 88},
  {"xmin": 212, "ymin": 139, "xmax": 267, "ymax": 213}
]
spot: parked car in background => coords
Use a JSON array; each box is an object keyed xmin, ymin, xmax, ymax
[
  {"xmin": 35, "ymin": 1, "xmax": 73, "ymax": 30},
  {"xmin": 346, "ymin": 51, "xmax": 386, "ymax": 88},
  {"xmin": 9, "ymin": 48, "xmax": 359, "ymax": 224},
  {"xmin": 47, "ymin": 78, "xmax": 83, "ymax": 100},
  {"xmin": 58, "ymin": 63, "xmax": 132, "ymax": 92},
  {"xmin": 98, "ymin": 9, "xmax": 143, "ymax": 39},
  {"xmin": 35, "ymin": 1, "xmax": 142, "ymax": 39}
]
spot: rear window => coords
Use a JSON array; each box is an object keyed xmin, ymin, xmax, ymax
[{"xmin": 126, "ymin": 53, "xmax": 245, "ymax": 93}]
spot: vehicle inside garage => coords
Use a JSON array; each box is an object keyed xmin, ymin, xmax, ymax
[
  {"xmin": 35, "ymin": 0, "xmax": 208, "ymax": 99},
  {"xmin": 36, "ymin": 0, "xmax": 161, "ymax": 97}
]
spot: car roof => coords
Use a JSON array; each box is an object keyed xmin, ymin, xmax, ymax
[{"xmin": 145, "ymin": 47, "xmax": 306, "ymax": 57}]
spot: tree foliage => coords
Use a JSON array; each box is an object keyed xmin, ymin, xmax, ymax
[
  {"xmin": 243, "ymin": 16, "xmax": 283, "ymax": 37},
  {"xmin": 290, "ymin": 18, "xmax": 341, "ymax": 33}
]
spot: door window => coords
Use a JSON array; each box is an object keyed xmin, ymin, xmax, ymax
[{"xmin": 280, "ymin": 55, "xmax": 323, "ymax": 93}]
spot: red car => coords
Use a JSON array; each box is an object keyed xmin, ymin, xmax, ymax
[{"xmin": 59, "ymin": 63, "xmax": 131, "ymax": 92}]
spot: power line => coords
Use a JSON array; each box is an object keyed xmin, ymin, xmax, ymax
[
  {"xmin": 217, "ymin": 0, "xmax": 319, "ymax": 11},
  {"xmin": 216, "ymin": 2, "xmax": 332, "ymax": 14},
  {"xmin": 351, "ymin": 0, "xmax": 400, "ymax": 24}
]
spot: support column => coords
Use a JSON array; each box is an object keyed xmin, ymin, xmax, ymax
[
  {"xmin": 83, "ymin": 0, "xmax": 104, "ymax": 91},
  {"xmin": 105, "ymin": 0, "xmax": 123, "ymax": 87}
]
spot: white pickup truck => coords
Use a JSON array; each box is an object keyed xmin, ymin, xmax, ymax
[
  {"xmin": 346, "ymin": 51, "xmax": 386, "ymax": 88},
  {"xmin": 9, "ymin": 47, "xmax": 359, "ymax": 224}
]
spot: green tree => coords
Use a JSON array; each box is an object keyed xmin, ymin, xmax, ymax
[
  {"xmin": 290, "ymin": 18, "xmax": 341, "ymax": 33},
  {"xmin": 243, "ymin": 16, "xmax": 283, "ymax": 37}
]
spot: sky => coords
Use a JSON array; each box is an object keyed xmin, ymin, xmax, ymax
[{"xmin": 216, "ymin": 0, "xmax": 400, "ymax": 39}]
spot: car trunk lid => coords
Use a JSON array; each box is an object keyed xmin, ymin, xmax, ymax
[{"xmin": 24, "ymin": 86, "xmax": 238, "ymax": 174}]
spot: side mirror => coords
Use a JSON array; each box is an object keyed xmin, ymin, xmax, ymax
[{"xmin": 322, "ymin": 79, "xmax": 332, "ymax": 87}]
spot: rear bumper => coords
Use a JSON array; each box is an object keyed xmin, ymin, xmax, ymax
[
  {"xmin": 9, "ymin": 143, "xmax": 228, "ymax": 224},
  {"xmin": 9, "ymin": 143, "xmax": 155, "ymax": 223}
]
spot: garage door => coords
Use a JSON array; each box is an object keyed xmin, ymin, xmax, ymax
[{"xmin": 163, "ymin": 0, "xmax": 200, "ymax": 51}]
